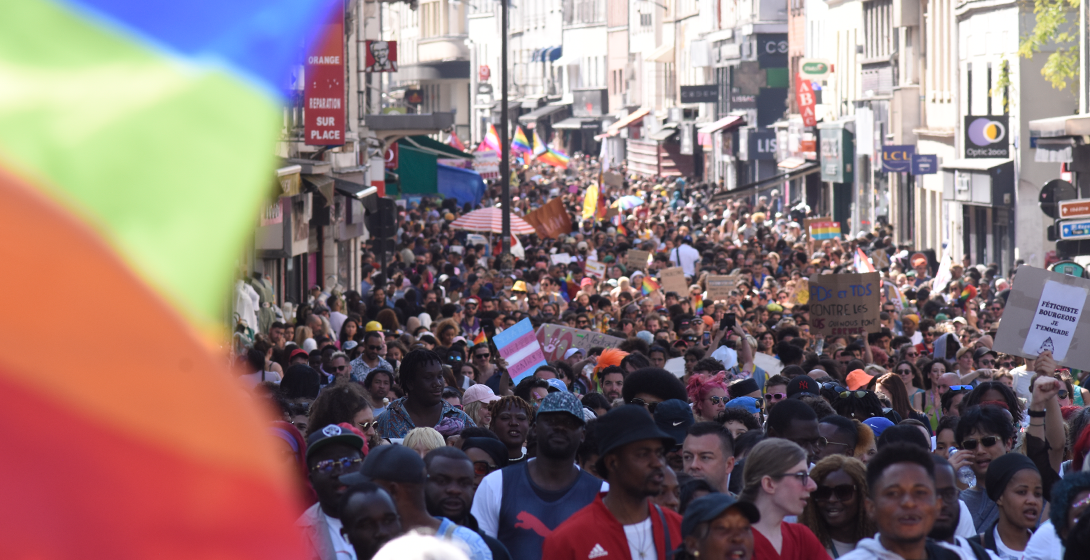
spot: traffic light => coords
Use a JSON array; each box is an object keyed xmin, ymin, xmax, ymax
[{"xmin": 366, "ymin": 197, "xmax": 398, "ymax": 239}]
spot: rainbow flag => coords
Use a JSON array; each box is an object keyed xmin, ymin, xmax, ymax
[
  {"xmin": 854, "ymin": 247, "xmax": 876, "ymax": 273},
  {"xmin": 539, "ymin": 145, "xmax": 571, "ymax": 169},
  {"xmin": 472, "ymin": 331, "xmax": 487, "ymax": 347},
  {"xmin": 512, "ymin": 126, "xmax": 533, "ymax": 155},
  {"xmin": 618, "ymin": 224, "xmax": 629, "ymax": 236},
  {"xmin": 809, "ymin": 221, "xmax": 841, "ymax": 240},
  {"xmin": 481, "ymin": 124, "xmax": 502, "ymax": 152},
  {"xmin": 448, "ymin": 131, "xmax": 467, "ymax": 151},
  {"xmin": 642, "ymin": 277, "xmax": 661, "ymax": 296},
  {"xmin": 0, "ymin": 1, "xmax": 339, "ymax": 558},
  {"xmin": 532, "ymin": 129, "xmax": 548, "ymax": 158},
  {"xmin": 694, "ymin": 296, "xmax": 704, "ymax": 315}
]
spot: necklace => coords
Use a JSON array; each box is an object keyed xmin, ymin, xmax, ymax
[{"xmin": 629, "ymin": 519, "xmax": 653, "ymax": 559}]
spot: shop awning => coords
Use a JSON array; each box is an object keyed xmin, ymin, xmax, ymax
[
  {"xmin": 777, "ymin": 157, "xmax": 808, "ymax": 170},
  {"xmin": 552, "ymin": 52, "xmax": 580, "ymax": 66},
  {"xmin": 940, "ymin": 158, "xmax": 1012, "ymax": 171},
  {"xmin": 1035, "ymin": 138, "xmax": 1075, "ymax": 162},
  {"xmin": 649, "ymin": 122, "xmax": 679, "ymax": 142},
  {"xmin": 1028, "ymin": 114, "xmax": 1090, "ymax": 138},
  {"xmin": 518, "ymin": 103, "xmax": 569, "ymax": 124},
  {"xmin": 599, "ymin": 107, "xmax": 651, "ymax": 138},
  {"xmin": 396, "ymin": 145, "xmax": 439, "ymax": 197},
  {"xmin": 708, "ymin": 162, "xmax": 820, "ymax": 203},
  {"xmin": 645, "ymin": 44, "xmax": 675, "ymax": 63},
  {"xmin": 553, "ymin": 117, "xmax": 602, "ymax": 130},
  {"xmin": 302, "ymin": 173, "xmax": 335, "ymax": 204},
  {"xmin": 398, "ymin": 135, "xmax": 474, "ymax": 159},
  {"xmin": 697, "ymin": 115, "xmax": 745, "ymax": 134}
]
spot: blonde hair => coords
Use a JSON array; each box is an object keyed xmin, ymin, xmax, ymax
[
  {"xmin": 740, "ymin": 438, "xmax": 807, "ymax": 503},
  {"xmin": 294, "ymin": 325, "xmax": 314, "ymax": 347},
  {"xmin": 403, "ymin": 427, "xmax": 445, "ymax": 455},
  {"xmin": 463, "ymin": 401, "xmax": 487, "ymax": 425}
]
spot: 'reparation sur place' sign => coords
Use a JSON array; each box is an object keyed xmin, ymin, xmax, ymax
[{"xmin": 304, "ymin": 0, "xmax": 345, "ymax": 146}]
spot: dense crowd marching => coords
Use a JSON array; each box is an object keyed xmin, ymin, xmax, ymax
[{"xmin": 235, "ymin": 156, "xmax": 1090, "ymax": 560}]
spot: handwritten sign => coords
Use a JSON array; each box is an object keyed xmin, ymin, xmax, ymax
[
  {"xmin": 626, "ymin": 249, "xmax": 650, "ymax": 271},
  {"xmin": 550, "ymin": 252, "xmax": 572, "ymax": 265},
  {"xmin": 789, "ymin": 278, "xmax": 809, "ymax": 306},
  {"xmin": 536, "ymin": 324, "xmax": 625, "ymax": 363},
  {"xmin": 585, "ymin": 259, "xmax": 606, "ymax": 278},
  {"xmin": 706, "ymin": 275, "xmax": 742, "ymax": 301},
  {"xmin": 494, "ymin": 318, "xmax": 548, "ymax": 383},
  {"xmin": 660, "ymin": 267, "xmax": 688, "ymax": 295},
  {"xmin": 808, "ymin": 272, "xmax": 881, "ymax": 336},
  {"xmin": 995, "ymin": 267, "xmax": 1090, "ymax": 368}
]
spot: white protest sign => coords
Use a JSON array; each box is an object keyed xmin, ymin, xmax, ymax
[
  {"xmin": 585, "ymin": 259, "xmax": 606, "ymax": 277},
  {"xmin": 1021, "ymin": 280, "xmax": 1087, "ymax": 361},
  {"xmin": 550, "ymin": 252, "xmax": 572, "ymax": 265}
]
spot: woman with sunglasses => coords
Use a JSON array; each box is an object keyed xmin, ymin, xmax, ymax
[
  {"xmin": 686, "ymin": 372, "xmax": 730, "ymax": 422},
  {"xmin": 954, "ymin": 405, "xmax": 1017, "ymax": 533},
  {"xmin": 304, "ymin": 379, "xmax": 380, "ymax": 449},
  {"xmin": 799, "ymin": 455, "xmax": 874, "ymax": 558},
  {"xmin": 740, "ymin": 439, "xmax": 830, "ymax": 560},
  {"xmin": 891, "ymin": 360, "xmax": 926, "ymax": 413}
]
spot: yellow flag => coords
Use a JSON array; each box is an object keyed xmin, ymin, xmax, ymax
[{"xmin": 582, "ymin": 184, "xmax": 599, "ymax": 221}]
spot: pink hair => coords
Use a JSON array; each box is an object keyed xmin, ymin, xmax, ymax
[{"xmin": 686, "ymin": 372, "xmax": 729, "ymax": 405}]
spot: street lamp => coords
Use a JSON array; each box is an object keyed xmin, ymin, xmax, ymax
[{"xmin": 499, "ymin": 0, "xmax": 512, "ymax": 269}]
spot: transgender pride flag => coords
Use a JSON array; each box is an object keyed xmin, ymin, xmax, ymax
[{"xmin": 493, "ymin": 318, "xmax": 548, "ymax": 384}]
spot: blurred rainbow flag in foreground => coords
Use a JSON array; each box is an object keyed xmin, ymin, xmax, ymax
[{"xmin": 0, "ymin": 1, "xmax": 337, "ymax": 558}]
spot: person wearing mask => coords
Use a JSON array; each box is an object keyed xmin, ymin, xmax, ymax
[
  {"xmin": 979, "ymin": 454, "xmax": 1042, "ymax": 560},
  {"xmin": 543, "ymin": 404, "xmax": 682, "ymax": 560},
  {"xmin": 681, "ymin": 422, "xmax": 736, "ymax": 495},
  {"xmin": 341, "ymin": 445, "xmax": 492, "ymax": 560},
  {"xmin": 472, "ymin": 392, "xmax": 603, "ymax": 560},
  {"xmin": 928, "ymin": 456, "xmax": 995, "ymax": 560},
  {"xmin": 338, "ymin": 482, "xmax": 403, "ymax": 560},
  {"xmin": 838, "ymin": 443, "xmax": 956, "ymax": 560},
  {"xmin": 740, "ymin": 438, "xmax": 829, "ymax": 560},
  {"xmin": 297, "ymin": 424, "xmax": 368, "ymax": 560},
  {"xmin": 675, "ymin": 493, "xmax": 761, "ymax": 560},
  {"xmin": 954, "ymin": 406, "xmax": 1016, "ymax": 533},
  {"xmin": 374, "ymin": 349, "xmax": 475, "ymax": 440},
  {"xmin": 799, "ymin": 455, "xmax": 875, "ymax": 558},
  {"xmin": 423, "ymin": 447, "xmax": 512, "ymax": 560}
]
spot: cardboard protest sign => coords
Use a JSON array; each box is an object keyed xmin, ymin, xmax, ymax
[
  {"xmin": 994, "ymin": 267, "xmax": 1090, "ymax": 368},
  {"xmin": 493, "ymin": 318, "xmax": 548, "ymax": 383},
  {"xmin": 550, "ymin": 252, "xmax": 571, "ymax": 265},
  {"xmin": 788, "ymin": 278, "xmax": 809, "ymax": 306},
  {"xmin": 585, "ymin": 259, "xmax": 606, "ymax": 278},
  {"xmin": 706, "ymin": 275, "xmax": 742, "ymax": 301},
  {"xmin": 602, "ymin": 171, "xmax": 624, "ymax": 187},
  {"xmin": 523, "ymin": 198, "xmax": 572, "ymax": 239},
  {"xmin": 808, "ymin": 221, "xmax": 841, "ymax": 240},
  {"xmin": 808, "ymin": 272, "xmax": 881, "ymax": 336},
  {"xmin": 803, "ymin": 216, "xmax": 831, "ymax": 234},
  {"xmin": 536, "ymin": 324, "xmax": 625, "ymax": 363},
  {"xmin": 626, "ymin": 249, "xmax": 650, "ymax": 271},
  {"xmin": 660, "ymin": 267, "xmax": 688, "ymax": 295},
  {"xmin": 664, "ymin": 357, "xmax": 686, "ymax": 379}
]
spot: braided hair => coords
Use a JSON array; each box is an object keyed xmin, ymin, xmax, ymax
[
  {"xmin": 798, "ymin": 455, "xmax": 875, "ymax": 552},
  {"xmin": 487, "ymin": 395, "xmax": 535, "ymax": 429}
]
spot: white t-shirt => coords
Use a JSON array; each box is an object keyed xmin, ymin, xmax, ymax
[
  {"xmin": 993, "ymin": 526, "xmax": 1023, "ymax": 560},
  {"xmin": 1023, "ymin": 519, "xmax": 1063, "ymax": 560},
  {"xmin": 624, "ymin": 517, "xmax": 654, "ymax": 560},
  {"xmin": 668, "ymin": 244, "xmax": 701, "ymax": 278},
  {"xmin": 329, "ymin": 311, "xmax": 347, "ymax": 336},
  {"xmin": 956, "ymin": 500, "xmax": 977, "ymax": 539},
  {"xmin": 323, "ymin": 511, "xmax": 357, "ymax": 560},
  {"xmin": 938, "ymin": 536, "xmax": 1002, "ymax": 560},
  {"xmin": 239, "ymin": 370, "xmax": 282, "ymax": 388}
]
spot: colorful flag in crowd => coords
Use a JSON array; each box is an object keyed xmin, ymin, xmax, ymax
[
  {"xmin": 448, "ymin": 130, "xmax": 467, "ymax": 151},
  {"xmin": 809, "ymin": 221, "xmax": 841, "ymax": 240},
  {"xmin": 694, "ymin": 296, "xmax": 704, "ymax": 315},
  {"xmin": 0, "ymin": 0, "xmax": 339, "ymax": 558},
  {"xmin": 642, "ymin": 277, "xmax": 661, "ymax": 296},
  {"xmin": 854, "ymin": 247, "xmax": 876, "ymax": 273},
  {"xmin": 493, "ymin": 318, "xmax": 548, "ymax": 383},
  {"xmin": 583, "ymin": 184, "xmax": 599, "ymax": 221},
  {"xmin": 481, "ymin": 123, "xmax": 502, "ymax": 152},
  {"xmin": 512, "ymin": 126, "xmax": 532, "ymax": 155},
  {"xmin": 472, "ymin": 331, "xmax": 487, "ymax": 347},
  {"xmin": 532, "ymin": 130, "xmax": 548, "ymax": 158},
  {"xmin": 957, "ymin": 284, "xmax": 977, "ymax": 308},
  {"xmin": 539, "ymin": 145, "xmax": 570, "ymax": 169}
]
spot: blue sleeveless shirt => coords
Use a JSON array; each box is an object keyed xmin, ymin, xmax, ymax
[{"xmin": 495, "ymin": 461, "xmax": 603, "ymax": 560}]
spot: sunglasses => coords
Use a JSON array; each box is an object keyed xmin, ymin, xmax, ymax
[
  {"xmin": 357, "ymin": 421, "xmax": 376, "ymax": 431},
  {"xmin": 708, "ymin": 396, "xmax": 728, "ymax": 404},
  {"xmin": 474, "ymin": 352, "xmax": 491, "ymax": 360},
  {"xmin": 473, "ymin": 461, "xmax": 498, "ymax": 477},
  {"xmin": 448, "ymin": 356, "xmax": 464, "ymax": 362},
  {"xmin": 1059, "ymin": 390, "xmax": 1070, "ymax": 399},
  {"xmin": 960, "ymin": 436, "xmax": 1000, "ymax": 450},
  {"xmin": 631, "ymin": 398, "xmax": 660, "ymax": 413},
  {"xmin": 947, "ymin": 385, "xmax": 973, "ymax": 392},
  {"xmin": 367, "ymin": 345, "xmax": 383, "ymax": 351},
  {"xmin": 764, "ymin": 393, "xmax": 786, "ymax": 402},
  {"xmin": 332, "ymin": 365, "xmax": 347, "ymax": 372},
  {"xmin": 812, "ymin": 484, "xmax": 856, "ymax": 502},
  {"xmin": 310, "ymin": 456, "xmax": 363, "ymax": 475},
  {"xmin": 838, "ymin": 390, "xmax": 868, "ymax": 399},
  {"xmin": 897, "ymin": 368, "xmax": 913, "ymax": 375},
  {"xmin": 774, "ymin": 471, "xmax": 812, "ymax": 484}
]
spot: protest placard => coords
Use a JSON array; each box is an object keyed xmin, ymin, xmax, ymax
[
  {"xmin": 994, "ymin": 267, "xmax": 1090, "ymax": 368},
  {"xmin": 536, "ymin": 324, "xmax": 625, "ymax": 363},
  {"xmin": 550, "ymin": 252, "xmax": 571, "ymax": 265},
  {"xmin": 803, "ymin": 216, "xmax": 831, "ymax": 234},
  {"xmin": 788, "ymin": 278, "xmax": 809, "ymax": 306},
  {"xmin": 494, "ymin": 318, "xmax": 548, "ymax": 383},
  {"xmin": 585, "ymin": 259, "xmax": 606, "ymax": 278},
  {"xmin": 626, "ymin": 249, "xmax": 650, "ymax": 271},
  {"xmin": 603, "ymin": 171, "xmax": 624, "ymax": 187},
  {"xmin": 807, "ymin": 272, "xmax": 881, "ymax": 336},
  {"xmin": 706, "ymin": 275, "xmax": 742, "ymax": 301},
  {"xmin": 660, "ymin": 267, "xmax": 688, "ymax": 295},
  {"xmin": 523, "ymin": 198, "xmax": 572, "ymax": 239}
]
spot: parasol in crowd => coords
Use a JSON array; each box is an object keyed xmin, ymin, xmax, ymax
[{"xmin": 451, "ymin": 207, "xmax": 537, "ymax": 234}]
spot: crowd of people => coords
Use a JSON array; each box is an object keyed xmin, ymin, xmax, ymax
[{"xmin": 236, "ymin": 156, "xmax": 1090, "ymax": 560}]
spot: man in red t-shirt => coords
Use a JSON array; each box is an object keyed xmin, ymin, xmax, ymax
[{"xmin": 543, "ymin": 405, "xmax": 682, "ymax": 560}]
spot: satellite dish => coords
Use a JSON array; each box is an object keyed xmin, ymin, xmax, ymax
[{"xmin": 1040, "ymin": 179, "xmax": 1076, "ymax": 219}]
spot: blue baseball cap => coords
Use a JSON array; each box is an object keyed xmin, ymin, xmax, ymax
[
  {"xmin": 864, "ymin": 417, "xmax": 895, "ymax": 438},
  {"xmin": 538, "ymin": 391, "xmax": 584, "ymax": 424},
  {"xmin": 545, "ymin": 378, "xmax": 569, "ymax": 393},
  {"xmin": 724, "ymin": 396, "xmax": 761, "ymax": 415}
]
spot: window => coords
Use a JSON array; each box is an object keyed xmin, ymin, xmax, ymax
[{"xmin": 640, "ymin": 12, "xmax": 652, "ymax": 27}]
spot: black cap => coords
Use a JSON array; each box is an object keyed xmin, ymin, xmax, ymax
[
  {"xmin": 654, "ymin": 399, "xmax": 694, "ymax": 444},
  {"xmin": 973, "ymin": 347, "xmax": 998, "ymax": 361},
  {"xmin": 682, "ymin": 493, "xmax": 761, "ymax": 537},
  {"xmin": 728, "ymin": 378, "xmax": 759, "ymax": 399},
  {"xmin": 305, "ymin": 424, "xmax": 365, "ymax": 462},
  {"xmin": 786, "ymin": 376, "xmax": 820, "ymax": 399},
  {"xmin": 341, "ymin": 444, "xmax": 426, "ymax": 485},
  {"xmin": 597, "ymin": 405, "xmax": 675, "ymax": 457}
]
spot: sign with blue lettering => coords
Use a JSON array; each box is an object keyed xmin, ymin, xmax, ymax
[
  {"xmin": 1060, "ymin": 220, "xmax": 1090, "ymax": 240},
  {"xmin": 881, "ymin": 145, "xmax": 915, "ymax": 172},
  {"xmin": 912, "ymin": 154, "xmax": 938, "ymax": 175},
  {"xmin": 808, "ymin": 272, "xmax": 881, "ymax": 335}
]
